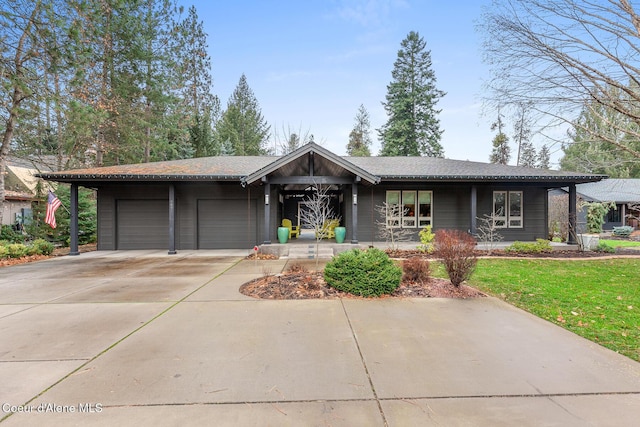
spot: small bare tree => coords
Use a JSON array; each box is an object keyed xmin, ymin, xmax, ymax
[
  {"xmin": 475, "ymin": 213, "xmax": 504, "ymax": 254},
  {"xmin": 299, "ymin": 185, "xmax": 340, "ymax": 268},
  {"xmin": 548, "ymin": 194, "xmax": 570, "ymax": 241},
  {"xmin": 375, "ymin": 202, "xmax": 413, "ymax": 250}
]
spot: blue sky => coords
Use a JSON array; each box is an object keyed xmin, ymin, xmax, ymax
[{"xmin": 184, "ymin": 0, "xmax": 499, "ymax": 162}]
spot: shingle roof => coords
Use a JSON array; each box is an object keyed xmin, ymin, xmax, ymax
[
  {"xmin": 576, "ymin": 179, "xmax": 640, "ymax": 203},
  {"xmin": 346, "ymin": 156, "xmax": 602, "ymax": 181},
  {"xmin": 39, "ymin": 156, "xmax": 277, "ymax": 181},
  {"xmin": 37, "ymin": 145, "xmax": 605, "ymax": 185}
]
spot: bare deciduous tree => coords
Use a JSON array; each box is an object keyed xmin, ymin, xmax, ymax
[
  {"xmin": 375, "ymin": 202, "xmax": 413, "ymax": 250},
  {"xmin": 480, "ymin": 0, "xmax": 640, "ymax": 160},
  {"xmin": 299, "ymin": 185, "xmax": 340, "ymax": 268},
  {"xmin": 549, "ymin": 194, "xmax": 570, "ymax": 241},
  {"xmin": 475, "ymin": 213, "xmax": 504, "ymax": 254}
]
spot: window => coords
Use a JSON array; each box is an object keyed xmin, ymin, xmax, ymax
[
  {"xmin": 386, "ymin": 191, "xmax": 401, "ymax": 227},
  {"xmin": 402, "ymin": 191, "xmax": 416, "ymax": 227},
  {"xmin": 493, "ymin": 191, "xmax": 523, "ymax": 228},
  {"xmin": 387, "ymin": 190, "xmax": 433, "ymax": 228},
  {"xmin": 418, "ymin": 191, "xmax": 432, "ymax": 227}
]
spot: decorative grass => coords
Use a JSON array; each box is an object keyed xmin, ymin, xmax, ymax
[{"xmin": 433, "ymin": 259, "xmax": 640, "ymax": 362}]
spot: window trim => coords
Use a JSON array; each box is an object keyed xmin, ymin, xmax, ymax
[
  {"xmin": 493, "ymin": 190, "xmax": 523, "ymax": 229},
  {"xmin": 386, "ymin": 190, "xmax": 433, "ymax": 228}
]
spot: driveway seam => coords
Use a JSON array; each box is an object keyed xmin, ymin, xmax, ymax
[
  {"xmin": 77, "ymin": 390, "xmax": 640, "ymax": 409},
  {"xmin": 340, "ymin": 298, "xmax": 389, "ymax": 427}
]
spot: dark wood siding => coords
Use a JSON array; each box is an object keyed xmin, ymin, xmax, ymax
[
  {"xmin": 116, "ymin": 200, "xmax": 168, "ymax": 249},
  {"xmin": 356, "ymin": 183, "xmax": 548, "ymax": 243},
  {"xmin": 197, "ymin": 199, "xmax": 258, "ymax": 249}
]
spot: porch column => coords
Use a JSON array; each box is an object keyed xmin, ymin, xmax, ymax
[
  {"xmin": 622, "ymin": 203, "xmax": 627, "ymax": 226},
  {"xmin": 470, "ymin": 185, "xmax": 477, "ymax": 237},
  {"xmin": 168, "ymin": 183, "xmax": 176, "ymax": 255},
  {"xmin": 263, "ymin": 179, "xmax": 271, "ymax": 244},
  {"xmin": 351, "ymin": 180, "xmax": 359, "ymax": 244},
  {"xmin": 568, "ymin": 183, "xmax": 577, "ymax": 244},
  {"xmin": 69, "ymin": 183, "xmax": 80, "ymax": 256}
]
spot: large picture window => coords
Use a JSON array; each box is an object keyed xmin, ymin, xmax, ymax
[
  {"xmin": 493, "ymin": 191, "xmax": 523, "ymax": 228},
  {"xmin": 386, "ymin": 190, "xmax": 433, "ymax": 228}
]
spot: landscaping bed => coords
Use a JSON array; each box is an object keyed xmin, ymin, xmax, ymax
[{"xmin": 240, "ymin": 271, "xmax": 484, "ymax": 300}]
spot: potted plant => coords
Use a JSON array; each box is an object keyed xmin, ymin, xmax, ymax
[{"xmin": 577, "ymin": 201, "xmax": 615, "ymax": 251}]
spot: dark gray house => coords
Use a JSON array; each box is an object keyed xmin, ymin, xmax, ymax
[
  {"xmin": 552, "ymin": 179, "xmax": 640, "ymax": 231},
  {"xmin": 39, "ymin": 143, "xmax": 603, "ymax": 254}
]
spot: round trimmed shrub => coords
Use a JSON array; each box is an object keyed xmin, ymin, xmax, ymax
[{"xmin": 324, "ymin": 248, "xmax": 402, "ymax": 297}]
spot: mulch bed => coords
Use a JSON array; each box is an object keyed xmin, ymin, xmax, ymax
[{"xmin": 239, "ymin": 271, "xmax": 485, "ymax": 300}]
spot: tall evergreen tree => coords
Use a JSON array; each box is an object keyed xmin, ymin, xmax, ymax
[
  {"xmin": 346, "ymin": 104, "xmax": 372, "ymax": 156},
  {"xmin": 513, "ymin": 102, "xmax": 534, "ymax": 166},
  {"xmin": 519, "ymin": 141, "xmax": 538, "ymax": 168},
  {"xmin": 379, "ymin": 31, "xmax": 445, "ymax": 157},
  {"xmin": 560, "ymin": 82, "xmax": 640, "ymax": 177},
  {"xmin": 215, "ymin": 74, "xmax": 270, "ymax": 155},
  {"xmin": 174, "ymin": 5, "xmax": 220, "ymax": 157},
  {"xmin": 537, "ymin": 144, "xmax": 551, "ymax": 169},
  {"xmin": 489, "ymin": 111, "xmax": 510, "ymax": 164}
]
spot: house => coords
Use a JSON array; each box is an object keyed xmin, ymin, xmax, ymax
[
  {"xmin": 37, "ymin": 143, "xmax": 604, "ymax": 254},
  {"xmin": 2, "ymin": 158, "xmax": 49, "ymax": 227},
  {"xmin": 553, "ymin": 179, "xmax": 640, "ymax": 231}
]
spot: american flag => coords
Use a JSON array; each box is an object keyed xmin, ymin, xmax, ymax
[{"xmin": 45, "ymin": 191, "xmax": 62, "ymax": 229}]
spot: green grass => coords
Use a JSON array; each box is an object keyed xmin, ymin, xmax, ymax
[
  {"xmin": 432, "ymin": 259, "xmax": 640, "ymax": 362},
  {"xmin": 600, "ymin": 239, "xmax": 640, "ymax": 249}
]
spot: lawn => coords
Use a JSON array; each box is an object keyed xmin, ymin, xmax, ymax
[
  {"xmin": 434, "ymin": 258, "xmax": 640, "ymax": 362},
  {"xmin": 600, "ymin": 239, "xmax": 640, "ymax": 249}
]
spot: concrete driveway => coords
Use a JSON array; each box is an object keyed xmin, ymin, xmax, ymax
[{"xmin": 1, "ymin": 251, "xmax": 639, "ymax": 426}]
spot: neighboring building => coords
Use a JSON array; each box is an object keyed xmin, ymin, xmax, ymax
[
  {"xmin": 2, "ymin": 155, "xmax": 62, "ymax": 227},
  {"xmin": 575, "ymin": 179, "xmax": 640, "ymax": 230},
  {"xmin": 38, "ymin": 143, "xmax": 603, "ymax": 252}
]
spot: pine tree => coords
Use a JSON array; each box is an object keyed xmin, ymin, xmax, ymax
[
  {"xmin": 379, "ymin": 31, "xmax": 445, "ymax": 157},
  {"xmin": 537, "ymin": 144, "xmax": 551, "ymax": 169},
  {"xmin": 519, "ymin": 141, "xmax": 538, "ymax": 168},
  {"xmin": 174, "ymin": 5, "xmax": 220, "ymax": 157},
  {"xmin": 346, "ymin": 104, "xmax": 372, "ymax": 156},
  {"xmin": 215, "ymin": 74, "xmax": 270, "ymax": 155},
  {"xmin": 489, "ymin": 111, "xmax": 510, "ymax": 164}
]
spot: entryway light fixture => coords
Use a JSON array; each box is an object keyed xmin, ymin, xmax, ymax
[
  {"xmin": 265, "ymin": 195, "xmax": 270, "ymax": 205},
  {"xmin": 353, "ymin": 194, "xmax": 358, "ymax": 205}
]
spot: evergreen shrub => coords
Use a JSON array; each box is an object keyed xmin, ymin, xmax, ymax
[
  {"xmin": 6, "ymin": 243, "xmax": 28, "ymax": 258},
  {"xmin": 324, "ymin": 248, "xmax": 402, "ymax": 297},
  {"xmin": 504, "ymin": 239, "xmax": 552, "ymax": 254}
]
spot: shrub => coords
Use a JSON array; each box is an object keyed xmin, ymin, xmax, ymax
[
  {"xmin": 505, "ymin": 239, "xmax": 552, "ymax": 254},
  {"xmin": 402, "ymin": 257, "xmax": 431, "ymax": 283},
  {"xmin": 286, "ymin": 262, "xmax": 308, "ymax": 273},
  {"xmin": 418, "ymin": 225, "xmax": 435, "ymax": 253},
  {"xmin": 0, "ymin": 225, "xmax": 25, "ymax": 243},
  {"xmin": 0, "ymin": 245, "xmax": 7, "ymax": 259},
  {"xmin": 6, "ymin": 243, "xmax": 28, "ymax": 258},
  {"xmin": 435, "ymin": 229, "xmax": 477, "ymax": 287},
  {"xmin": 595, "ymin": 241, "xmax": 615, "ymax": 253},
  {"xmin": 324, "ymin": 248, "xmax": 402, "ymax": 297},
  {"xmin": 613, "ymin": 226, "xmax": 634, "ymax": 238},
  {"xmin": 30, "ymin": 239, "xmax": 55, "ymax": 256}
]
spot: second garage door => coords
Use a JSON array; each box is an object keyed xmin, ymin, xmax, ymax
[
  {"xmin": 198, "ymin": 199, "xmax": 257, "ymax": 249},
  {"xmin": 116, "ymin": 200, "xmax": 169, "ymax": 249}
]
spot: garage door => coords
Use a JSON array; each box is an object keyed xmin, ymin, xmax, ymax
[
  {"xmin": 198, "ymin": 199, "xmax": 257, "ymax": 249},
  {"xmin": 117, "ymin": 200, "xmax": 168, "ymax": 249}
]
